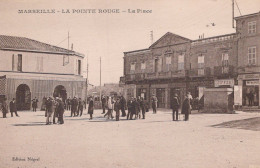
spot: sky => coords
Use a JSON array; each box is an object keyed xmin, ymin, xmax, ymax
[{"xmin": 0, "ymin": 0, "xmax": 259, "ymax": 86}]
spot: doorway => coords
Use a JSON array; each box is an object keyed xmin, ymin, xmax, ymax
[
  {"xmin": 156, "ymin": 88, "xmax": 166, "ymax": 108},
  {"xmin": 53, "ymin": 85, "xmax": 67, "ymax": 102},
  {"xmin": 16, "ymin": 84, "xmax": 31, "ymax": 110}
]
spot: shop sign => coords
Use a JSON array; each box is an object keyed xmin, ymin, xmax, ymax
[
  {"xmin": 214, "ymin": 79, "xmax": 234, "ymax": 87},
  {"xmin": 246, "ymin": 80, "xmax": 259, "ymax": 86}
]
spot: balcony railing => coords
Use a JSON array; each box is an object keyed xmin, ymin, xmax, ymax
[
  {"xmin": 187, "ymin": 67, "xmax": 211, "ymax": 77},
  {"xmin": 214, "ymin": 66, "xmax": 234, "ymax": 77},
  {"xmin": 191, "ymin": 33, "xmax": 236, "ymax": 46}
]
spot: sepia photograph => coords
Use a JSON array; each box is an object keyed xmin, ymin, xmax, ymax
[{"xmin": 0, "ymin": 0, "xmax": 260, "ymax": 168}]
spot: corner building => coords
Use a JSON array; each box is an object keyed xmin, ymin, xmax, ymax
[
  {"xmin": 121, "ymin": 12, "xmax": 260, "ymax": 109},
  {"xmin": 0, "ymin": 35, "xmax": 86, "ymax": 110}
]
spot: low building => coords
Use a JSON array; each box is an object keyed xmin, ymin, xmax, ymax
[{"xmin": 0, "ymin": 35, "xmax": 86, "ymax": 110}]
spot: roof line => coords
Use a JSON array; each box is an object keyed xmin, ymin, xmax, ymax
[
  {"xmin": 149, "ymin": 32, "xmax": 191, "ymax": 49},
  {"xmin": 0, "ymin": 48, "xmax": 84, "ymax": 57},
  {"xmin": 192, "ymin": 33, "xmax": 237, "ymax": 42},
  {"xmin": 234, "ymin": 11, "xmax": 260, "ymax": 20},
  {"xmin": 124, "ymin": 48, "xmax": 150, "ymax": 54}
]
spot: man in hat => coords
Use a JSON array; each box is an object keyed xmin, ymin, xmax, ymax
[
  {"xmin": 10, "ymin": 98, "xmax": 19, "ymax": 117},
  {"xmin": 171, "ymin": 93, "xmax": 179, "ymax": 121}
]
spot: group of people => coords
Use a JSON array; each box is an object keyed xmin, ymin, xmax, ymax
[
  {"xmin": 0, "ymin": 98, "xmax": 19, "ymax": 118},
  {"xmin": 101, "ymin": 95, "xmax": 150, "ymax": 121},
  {"xmin": 44, "ymin": 97, "xmax": 65, "ymax": 125},
  {"xmin": 1, "ymin": 92, "xmax": 193, "ymax": 123},
  {"xmin": 171, "ymin": 92, "xmax": 192, "ymax": 121},
  {"xmin": 102, "ymin": 95, "xmax": 127, "ymax": 121}
]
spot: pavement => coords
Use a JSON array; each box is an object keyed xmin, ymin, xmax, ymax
[{"xmin": 0, "ymin": 109, "xmax": 260, "ymax": 168}]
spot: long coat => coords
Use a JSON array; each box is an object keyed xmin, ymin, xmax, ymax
[
  {"xmin": 181, "ymin": 98, "xmax": 191, "ymax": 115},
  {"xmin": 9, "ymin": 101, "xmax": 17, "ymax": 112},
  {"xmin": 88, "ymin": 100, "xmax": 94, "ymax": 114}
]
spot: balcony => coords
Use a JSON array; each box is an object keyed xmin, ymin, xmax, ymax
[
  {"xmin": 214, "ymin": 66, "xmax": 234, "ymax": 77},
  {"xmin": 188, "ymin": 67, "xmax": 211, "ymax": 77},
  {"xmin": 191, "ymin": 33, "xmax": 236, "ymax": 46}
]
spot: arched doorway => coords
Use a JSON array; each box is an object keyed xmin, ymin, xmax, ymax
[
  {"xmin": 16, "ymin": 84, "xmax": 31, "ymax": 110},
  {"xmin": 53, "ymin": 85, "xmax": 67, "ymax": 102}
]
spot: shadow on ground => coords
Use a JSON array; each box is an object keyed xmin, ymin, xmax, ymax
[
  {"xmin": 13, "ymin": 122, "xmax": 46, "ymax": 126},
  {"xmin": 211, "ymin": 117, "xmax": 260, "ymax": 131}
]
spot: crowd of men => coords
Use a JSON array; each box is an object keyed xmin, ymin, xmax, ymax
[{"xmin": 1, "ymin": 92, "xmax": 192, "ymax": 123}]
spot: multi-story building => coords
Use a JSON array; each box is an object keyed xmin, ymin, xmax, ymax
[
  {"xmin": 121, "ymin": 12, "xmax": 260, "ymax": 109},
  {"xmin": 0, "ymin": 35, "xmax": 86, "ymax": 110}
]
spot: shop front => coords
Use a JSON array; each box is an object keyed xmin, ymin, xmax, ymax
[{"xmin": 238, "ymin": 73, "xmax": 260, "ymax": 108}]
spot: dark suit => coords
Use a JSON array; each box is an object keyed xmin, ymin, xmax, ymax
[
  {"xmin": 57, "ymin": 101, "xmax": 65, "ymax": 124},
  {"xmin": 171, "ymin": 96, "xmax": 179, "ymax": 121},
  {"xmin": 9, "ymin": 101, "xmax": 18, "ymax": 117}
]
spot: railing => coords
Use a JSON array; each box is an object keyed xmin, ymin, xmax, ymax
[
  {"xmin": 191, "ymin": 33, "xmax": 236, "ymax": 46},
  {"xmin": 187, "ymin": 67, "xmax": 211, "ymax": 77},
  {"xmin": 214, "ymin": 66, "xmax": 234, "ymax": 76}
]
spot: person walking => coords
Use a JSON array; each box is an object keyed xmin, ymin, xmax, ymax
[
  {"xmin": 120, "ymin": 96, "xmax": 126, "ymax": 117},
  {"xmin": 88, "ymin": 97, "xmax": 94, "ymax": 120},
  {"xmin": 10, "ymin": 98, "xmax": 19, "ymax": 117},
  {"xmin": 181, "ymin": 93, "xmax": 191, "ymax": 121},
  {"xmin": 104, "ymin": 96, "xmax": 113, "ymax": 119},
  {"xmin": 151, "ymin": 95, "xmax": 158, "ymax": 114},
  {"xmin": 1, "ymin": 98, "xmax": 8, "ymax": 118},
  {"xmin": 57, "ymin": 98, "xmax": 65, "ymax": 124},
  {"xmin": 171, "ymin": 93, "xmax": 180, "ymax": 121},
  {"xmin": 114, "ymin": 98, "xmax": 121, "ymax": 121}
]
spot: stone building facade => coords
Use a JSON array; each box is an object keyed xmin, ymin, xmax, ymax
[
  {"xmin": 0, "ymin": 35, "xmax": 86, "ymax": 110},
  {"xmin": 121, "ymin": 12, "xmax": 260, "ymax": 109}
]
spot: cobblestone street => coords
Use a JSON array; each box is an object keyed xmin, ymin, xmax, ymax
[{"xmin": 0, "ymin": 109, "xmax": 260, "ymax": 168}]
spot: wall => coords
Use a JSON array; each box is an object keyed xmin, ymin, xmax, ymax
[{"xmin": 0, "ymin": 50, "xmax": 84, "ymax": 75}]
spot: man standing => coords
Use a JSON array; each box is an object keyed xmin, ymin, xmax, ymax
[
  {"xmin": 120, "ymin": 96, "xmax": 126, "ymax": 117},
  {"xmin": 32, "ymin": 97, "xmax": 38, "ymax": 112},
  {"xmin": 151, "ymin": 95, "xmax": 158, "ymax": 114},
  {"xmin": 78, "ymin": 98, "xmax": 84, "ymax": 117},
  {"xmin": 46, "ymin": 97, "xmax": 54, "ymax": 125},
  {"xmin": 101, "ymin": 95, "xmax": 107, "ymax": 114},
  {"xmin": 127, "ymin": 97, "xmax": 134, "ymax": 120},
  {"xmin": 182, "ymin": 93, "xmax": 191, "ymax": 121},
  {"xmin": 140, "ymin": 97, "xmax": 146, "ymax": 119},
  {"xmin": 171, "ymin": 93, "xmax": 179, "ymax": 121},
  {"xmin": 57, "ymin": 98, "xmax": 65, "ymax": 124},
  {"xmin": 88, "ymin": 97, "xmax": 94, "ymax": 120},
  {"xmin": 114, "ymin": 98, "xmax": 121, "ymax": 121},
  {"xmin": 10, "ymin": 98, "xmax": 19, "ymax": 117},
  {"xmin": 1, "ymin": 98, "xmax": 8, "ymax": 118}
]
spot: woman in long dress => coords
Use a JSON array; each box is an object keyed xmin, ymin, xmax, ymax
[{"xmin": 88, "ymin": 97, "xmax": 94, "ymax": 120}]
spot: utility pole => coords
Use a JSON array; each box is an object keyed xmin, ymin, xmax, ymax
[
  {"xmin": 86, "ymin": 55, "xmax": 89, "ymax": 101},
  {"xmin": 232, "ymin": 0, "xmax": 234, "ymax": 28},
  {"xmin": 100, "ymin": 57, "xmax": 102, "ymax": 102},
  {"xmin": 68, "ymin": 31, "xmax": 70, "ymax": 50}
]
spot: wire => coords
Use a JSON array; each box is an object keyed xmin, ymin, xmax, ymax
[
  {"xmin": 56, "ymin": 37, "xmax": 69, "ymax": 46},
  {"xmin": 235, "ymin": 0, "xmax": 242, "ymax": 16}
]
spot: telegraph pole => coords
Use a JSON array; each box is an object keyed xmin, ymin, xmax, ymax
[
  {"xmin": 100, "ymin": 57, "xmax": 102, "ymax": 102},
  {"xmin": 232, "ymin": 0, "xmax": 234, "ymax": 28},
  {"xmin": 68, "ymin": 31, "xmax": 70, "ymax": 50},
  {"xmin": 86, "ymin": 55, "xmax": 89, "ymax": 101}
]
